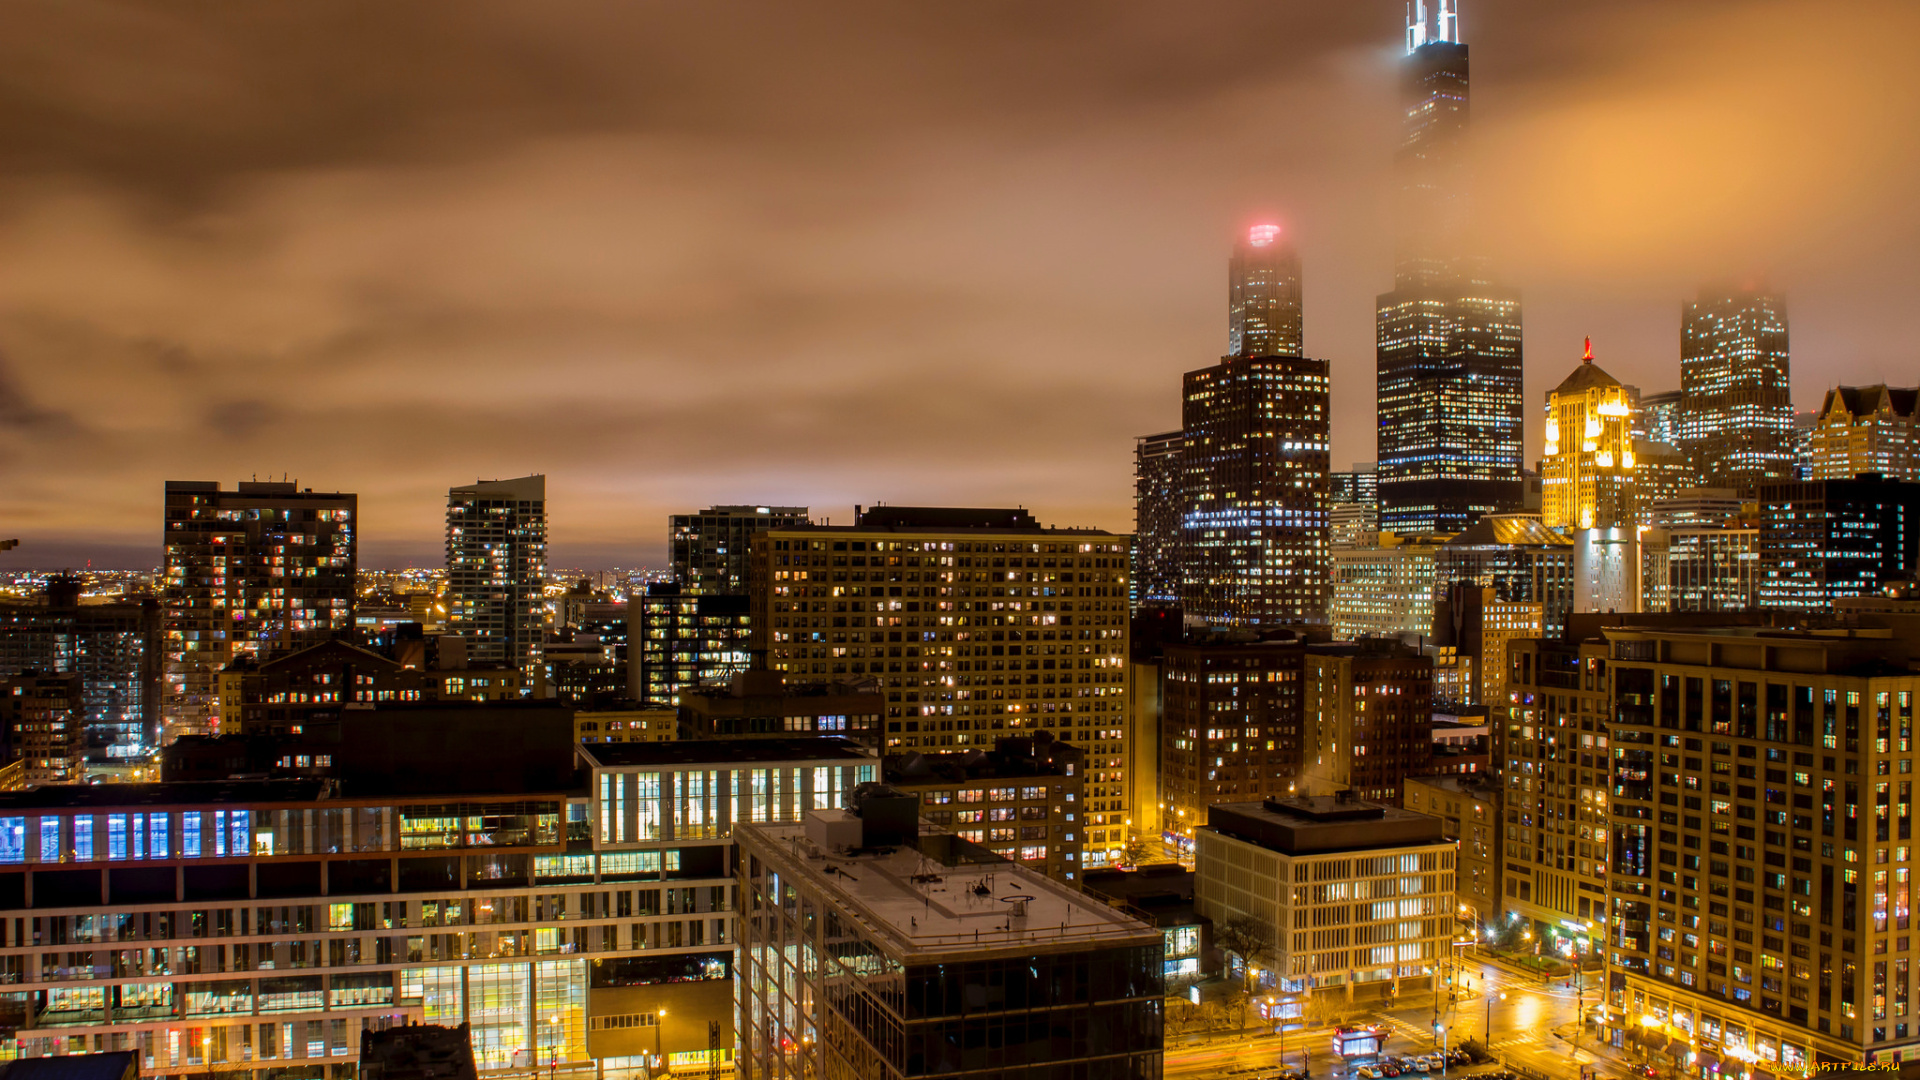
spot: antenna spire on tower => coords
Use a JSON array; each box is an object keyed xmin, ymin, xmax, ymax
[
  {"xmin": 1438, "ymin": 0, "xmax": 1459, "ymax": 44},
  {"xmin": 1406, "ymin": 0, "xmax": 1428, "ymax": 52}
]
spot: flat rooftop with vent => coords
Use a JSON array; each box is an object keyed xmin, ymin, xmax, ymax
[
  {"xmin": 741, "ymin": 807, "xmax": 1152, "ymax": 959},
  {"xmin": 735, "ymin": 783, "xmax": 1165, "ymax": 1079}
]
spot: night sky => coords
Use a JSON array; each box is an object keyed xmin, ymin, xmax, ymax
[{"xmin": 1, "ymin": 0, "xmax": 1916, "ymax": 569}]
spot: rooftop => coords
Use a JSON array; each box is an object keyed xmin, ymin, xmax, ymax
[
  {"xmin": 0, "ymin": 779, "xmax": 328, "ymax": 812},
  {"xmin": 1440, "ymin": 513, "xmax": 1570, "ymax": 549},
  {"xmin": 1404, "ymin": 773, "xmax": 1502, "ymax": 800},
  {"xmin": 360, "ymin": 1023, "xmax": 479, "ymax": 1080},
  {"xmin": 1205, "ymin": 797, "xmax": 1449, "ymax": 856},
  {"xmin": 579, "ymin": 737, "xmax": 873, "ymax": 769},
  {"xmin": 743, "ymin": 820, "xmax": 1157, "ymax": 961},
  {"xmin": 0, "ymin": 1051, "xmax": 138, "ymax": 1080}
]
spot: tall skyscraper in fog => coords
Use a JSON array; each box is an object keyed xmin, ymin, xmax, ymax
[
  {"xmin": 1228, "ymin": 223, "xmax": 1303, "ymax": 358},
  {"xmin": 446, "ymin": 475, "xmax": 548, "ymax": 674},
  {"xmin": 1679, "ymin": 285, "xmax": 1793, "ymax": 490},
  {"xmin": 1375, "ymin": 0, "xmax": 1524, "ymax": 534}
]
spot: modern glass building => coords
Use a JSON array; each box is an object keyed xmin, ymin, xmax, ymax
[
  {"xmin": 668, "ymin": 507, "xmax": 809, "ymax": 598},
  {"xmin": 735, "ymin": 814, "xmax": 1164, "ymax": 1080},
  {"xmin": 0, "ymin": 736, "xmax": 876, "ymax": 1079}
]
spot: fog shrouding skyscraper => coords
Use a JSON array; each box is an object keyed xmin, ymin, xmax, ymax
[
  {"xmin": 1375, "ymin": 0, "xmax": 1525, "ymax": 534},
  {"xmin": 446, "ymin": 474, "xmax": 548, "ymax": 674},
  {"xmin": 1178, "ymin": 354, "xmax": 1331, "ymax": 625},
  {"xmin": 162, "ymin": 480, "xmax": 356, "ymax": 740},
  {"xmin": 1679, "ymin": 284, "xmax": 1794, "ymax": 489},
  {"xmin": 1228, "ymin": 222, "xmax": 1303, "ymax": 358}
]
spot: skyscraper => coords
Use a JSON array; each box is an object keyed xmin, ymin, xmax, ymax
[
  {"xmin": 1131, "ymin": 430, "xmax": 1184, "ymax": 609},
  {"xmin": 1177, "ymin": 354, "xmax": 1331, "ymax": 625},
  {"xmin": 445, "ymin": 474, "xmax": 548, "ymax": 674},
  {"xmin": 161, "ymin": 480, "xmax": 356, "ymax": 740},
  {"xmin": 1228, "ymin": 222, "xmax": 1303, "ymax": 358},
  {"xmin": 669, "ymin": 505, "xmax": 809, "ymax": 595},
  {"xmin": 1541, "ymin": 339, "xmax": 1637, "ymax": 532},
  {"xmin": 1679, "ymin": 284, "xmax": 1794, "ymax": 489},
  {"xmin": 749, "ymin": 507, "xmax": 1133, "ymax": 870},
  {"xmin": 1808, "ymin": 385, "xmax": 1920, "ymax": 482},
  {"xmin": 1375, "ymin": 0, "xmax": 1525, "ymax": 534}
]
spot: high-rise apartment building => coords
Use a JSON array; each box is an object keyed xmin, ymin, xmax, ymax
[
  {"xmin": 1542, "ymin": 340, "xmax": 1638, "ymax": 532},
  {"xmin": 632, "ymin": 583, "xmax": 751, "ymax": 704},
  {"xmin": 1639, "ymin": 390, "xmax": 1685, "ymax": 447},
  {"xmin": 0, "ymin": 577, "xmax": 162, "ymax": 767},
  {"xmin": 1435, "ymin": 583, "xmax": 1543, "ymax": 709},
  {"xmin": 1500, "ymin": 637, "xmax": 1611, "ymax": 932},
  {"xmin": 1177, "ymin": 354, "xmax": 1330, "ymax": 625},
  {"xmin": 1601, "ymin": 624, "xmax": 1920, "ymax": 1071},
  {"xmin": 1679, "ymin": 285, "xmax": 1794, "ymax": 490},
  {"xmin": 1376, "ymin": 2, "xmax": 1525, "ymax": 534},
  {"xmin": 1303, "ymin": 639, "xmax": 1434, "ymax": 805},
  {"xmin": 1132, "ymin": 430, "xmax": 1184, "ymax": 610},
  {"xmin": 445, "ymin": 475, "xmax": 547, "ymax": 675},
  {"xmin": 161, "ymin": 481, "xmax": 357, "ymax": 740},
  {"xmin": 750, "ymin": 507, "xmax": 1132, "ymax": 870},
  {"xmin": 1228, "ymin": 223, "xmax": 1303, "ymax": 358},
  {"xmin": 669, "ymin": 506, "xmax": 809, "ymax": 596},
  {"xmin": 1158, "ymin": 636, "xmax": 1307, "ymax": 849},
  {"xmin": 1809, "ymin": 386, "xmax": 1920, "ymax": 483},
  {"xmin": 1757, "ymin": 476, "xmax": 1920, "ymax": 610}
]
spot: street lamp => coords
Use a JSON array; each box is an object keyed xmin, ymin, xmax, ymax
[{"xmin": 1484, "ymin": 991, "xmax": 1506, "ymax": 1053}]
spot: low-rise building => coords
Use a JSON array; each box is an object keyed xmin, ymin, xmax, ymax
[
  {"xmin": 216, "ymin": 640, "xmax": 531, "ymax": 738},
  {"xmin": 1083, "ymin": 864, "xmax": 1209, "ymax": 980},
  {"xmin": 573, "ymin": 704, "xmax": 675, "ymax": 745},
  {"xmin": 675, "ymin": 667, "xmax": 881, "ymax": 747},
  {"xmin": 884, "ymin": 734, "xmax": 1085, "ymax": 879},
  {"xmin": 1194, "ymin": 796, "xmax": 1452, "ymax": 1000}
]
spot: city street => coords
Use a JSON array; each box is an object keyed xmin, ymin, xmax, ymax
[{"xmin": 1166, "ymin": 958, "xmax": 1643, "ymax": 1080}]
